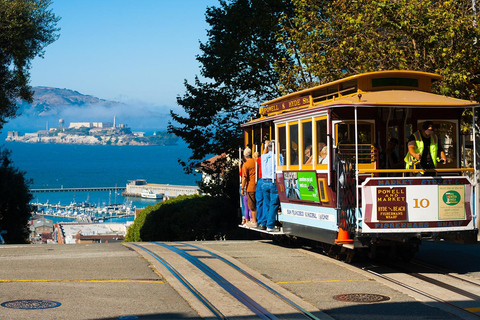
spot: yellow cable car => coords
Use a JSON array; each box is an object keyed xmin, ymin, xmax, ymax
[{"xmin": 241, "ymin": 70, "xmax": 478, "ymax": 260}]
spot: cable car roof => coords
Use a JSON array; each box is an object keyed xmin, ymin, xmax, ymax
[
  {"xmin": 321, "ymin": 90, "xmax": 479, "ymax": 108},
  {"xmin": 261, "ymin": 70, "xmax": 442, "ymax": 107},
  {"xmin": 243, "ymin": 70, "xmax": 479, "ymax": 127}
]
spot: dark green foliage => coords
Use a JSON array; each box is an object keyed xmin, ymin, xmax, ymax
[
  {"xmin": 0, "ymin": 0, "xmax": 60, "ymax": 130},
  {"xmin": 281, "ymin": 0, "xmax": 480, "ymax": 100},
  {"xmin": 0, "ymin": 148, "xmax": 33, "ymax": 243},
  {"xmin": 64, "ymin": 126, "xmax": 90, "ymax": 135},
  {"xmin": 141, "ymin": 131, "xmax": 178, "ymax": 146},
  {"xmin": 124, "ymin": 202, "xmax": 159, "ymax": 242},
  {"xmin": 169, "ymin": 0, "xmax": 294, "ymax": 175},
  {"xmin": 125, "ymin": 194, "xmax": 239, "ymax": 242}
]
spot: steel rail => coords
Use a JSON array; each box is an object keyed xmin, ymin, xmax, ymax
[
  {"xmin": 131, "ymin": 243, "xmax": 227, "ymax": 320},
  {"xmin": 155, "ymin": 242, "xmax": 278, "ymax": 320},
  {"xmin": 411, "ymin": 259, "xmax": 480, "ymax": 289},
  {"xmin": 179, "ymin": 242, "xmax": 321, "ymax": 320},
  {"xmin": 363, "ymin": 266, "xmax": 480, "ymax": 319}
]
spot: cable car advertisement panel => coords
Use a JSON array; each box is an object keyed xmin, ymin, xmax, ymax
[
  {"xmin": 277, "ymin": 171, "xmax": 337, "ymax": 231},
  {"xmin": 283, "ymin": 171, "xmax": 320, "ymax": 202},
  {"xmin": 361, "ymin": 177, "xmax": 474, "ymax": 233}
]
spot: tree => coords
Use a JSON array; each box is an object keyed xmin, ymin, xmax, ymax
[
  {"xmin": 279, "ymin": 0, "xmax": 480, "ymax": 101},
  {"xmin": 169, "ymin": 0, "xmax": 294, "ymax": 177},
  {"xmin": 0, "ymin": 148, "xmax": 33, "ymax": 243},
  {"xmin": 0, "ymin": 0, "xmax": 59, "ymax": 243},
  {"xmin": 172, "ymin": 0, "xmax": 480, "ymax": 199},
  {"xmin": 0, "ymin": 0, "xmax": 60, "ymax": 130}
]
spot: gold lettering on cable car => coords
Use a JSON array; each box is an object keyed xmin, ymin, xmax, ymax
[
  {"xmin": 376, "ymin": 187, "xmax": 407, "ymax": 221},
  {"xmin": 259, "ymin": 95, "xmax": 310, "ymax": 116}
]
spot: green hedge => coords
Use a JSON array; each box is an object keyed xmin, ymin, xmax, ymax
[{"xmin": 125, "ymin": 194, "xmax": 239, "ymax": 242}]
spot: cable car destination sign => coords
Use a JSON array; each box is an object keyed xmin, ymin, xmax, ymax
[
  {"xmin": 260, "ymin": 95, "xmax": 310, "ymax": 116},
  {"xmin": 361, "ymin": 177, "xmax": 473, "ymax": 232}
]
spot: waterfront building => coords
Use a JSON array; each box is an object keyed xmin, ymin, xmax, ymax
[
  {"xmin": 123, "ymin": 179, "xmax": 200, "ymax": 199},
  {"xmin": 30, "ymin": 216, "xmax": 54, "ymax": 242},
  {"xmin": 54, "ymin": 223, "xmax": 128, "ymax": 244}
]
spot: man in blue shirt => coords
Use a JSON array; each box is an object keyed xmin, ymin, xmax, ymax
[{"xmin": 261, "ymin": 140, "xmax": 280, "ymax": 232}]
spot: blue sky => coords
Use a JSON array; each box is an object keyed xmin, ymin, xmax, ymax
[{"xmin": 30, "ymin": 0, "xmax": 220, "ymax": 114}]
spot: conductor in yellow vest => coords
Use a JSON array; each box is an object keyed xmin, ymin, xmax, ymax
[{"xmin": 404, "ymin": 121, "xmax": 447, "ymax": 176}]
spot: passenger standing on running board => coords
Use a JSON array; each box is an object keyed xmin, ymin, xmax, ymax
[
  {"xmin": 255, "ymin": 142, "xmax": 269, "ymax": 231},
  {"xmin": 241, "ymin": 147, "xmax": 257, "ymax": 228},
  {"xmin": 261, "ymin": 140, "xmax": 280, "ymax": 232}
]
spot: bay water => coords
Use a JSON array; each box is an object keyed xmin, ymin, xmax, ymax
[{"xmin": 2, "ymin": 140, "xmax": 199, "ymax": 221}]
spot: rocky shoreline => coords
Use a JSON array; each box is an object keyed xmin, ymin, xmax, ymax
[
  {"xmin": 6, "ymin": 126, "xmax": 178, "ymax": 146},
  {"xmin": 5, "ymin": 133, "xmax": 161, "ymax": 146}
]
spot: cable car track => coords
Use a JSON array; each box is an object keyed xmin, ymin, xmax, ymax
[
  {"xmin": 131, "ymin": 243, "xmax": 227, "ymax": 319},
  {"xmin": 360, "ymin": 259, "xmax": 480, "ymax": 319},
  {"xmin": 293, "ymin": 242, "xmax": 480, "ymax": 319},
  {"xmin": 130, "ymin": 242, "xmax": 326, "ymax": 320},
  {"xmin": 410, "ymin": 259, "xmax": 480, "ymax": 290}
]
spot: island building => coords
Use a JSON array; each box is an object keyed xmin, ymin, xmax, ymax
[
  {"xmin": 68, "ymin": 121, "xmax": 113, "ymax": 129},
  {"xmin": 68, "ymin": 116, "xmax": 125, "ymax": 129},
  {"xmin": 7, "ymin": 131, "xmax": 19, "ymax": 138},
  {"xmin": 6, "ymin": 117, "xmax": 129, "ymax": 143}
]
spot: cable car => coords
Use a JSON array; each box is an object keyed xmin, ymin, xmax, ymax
[{"xmin": 241, "ymin": 70, "xmax": 478, "ymax": 260}]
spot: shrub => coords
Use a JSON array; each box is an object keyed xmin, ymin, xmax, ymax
[
  {"xmin": 125, "ymin": 194, "xmax": 239, "ymax": 242},
  {"xmin": 124, "ymin": 202, "xmax": 162, "ymax": 242}
]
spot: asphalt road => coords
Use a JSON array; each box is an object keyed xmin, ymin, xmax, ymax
[{"xmin": 0, "ymin": 240, "xmax": 478, "ymax": 319}]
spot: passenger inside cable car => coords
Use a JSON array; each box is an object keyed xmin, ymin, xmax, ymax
[{"xmin": 304, "ymin": 145, "xmax": 313, "ymax": 165}]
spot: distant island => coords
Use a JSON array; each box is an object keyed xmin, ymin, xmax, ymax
[{"xmin": 6, "ymin": 118, "xmax": 178, "ymax": 146}]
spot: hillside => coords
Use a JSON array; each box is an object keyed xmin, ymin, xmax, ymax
[{"xmin": 17, "ymin": 87, "xmax": 123, "ymax": 116}]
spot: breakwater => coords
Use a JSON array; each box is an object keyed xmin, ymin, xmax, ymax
[{"xmin": 31, "ymin": 187, "xmax": 126, "ymax": 193}]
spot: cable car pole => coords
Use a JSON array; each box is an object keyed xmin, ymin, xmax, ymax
[{"xmin": 354, "ymin": 106, "xmax": 360, "ymax": 233}]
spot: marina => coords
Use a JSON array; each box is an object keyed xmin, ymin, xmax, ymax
[
  {"xmin": 29, "ymin": 180, "xmax": 200, "ymax": 226},
  {"xmin": 31, "ymin": 199, "xmax": 136, "ymax": 224}
]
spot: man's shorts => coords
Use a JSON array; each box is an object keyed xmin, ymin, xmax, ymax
[{"xmin": 247, "ymin": 192, "xmax": 257, "ymax": 212}]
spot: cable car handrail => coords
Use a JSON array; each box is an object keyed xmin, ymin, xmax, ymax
[
  {"xmin": 358, "ymin": 168, "xmax": 474, "ymax": 176},
  {"xmin": 337, "ymin": 144, "xmax": 377, "ymax": 163},
  {"xmin": 312, "ymin": 86, "xmax": 357, "ymax": 102}
]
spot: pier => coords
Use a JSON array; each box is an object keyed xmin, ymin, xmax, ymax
[
  {"xmin": 29, "ymin": 180, "xmax": 200, "ymax": 199},
  {"xmin": 123, "ymin": 180, "xmax": 200, "ymax": 198},
  {"xmin": 30, "ymin": 187, "xmax": 126, "ymax": 193}
]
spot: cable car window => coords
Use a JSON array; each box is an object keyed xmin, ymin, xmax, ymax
[
  {"xmin": 278, "ymin": 125, "xmax": 286, "ymax": 166},
  {"xmin": 302, "ymin": 120, "xmax": 313, "ymax": 165},
  {"xmin": 336, "ymin": 122, "xmax": 374, "ymax": 164},
  {"xmin": 316, "ymin": 118, "xmax": 328, "ymax": 165},
  {"xmin": 289, "ymin": 123, "xmax": 299, "ymax": 166},
  {"xmin": 372, "ymin": 78, "xmax": 418, "ymax": 88},
  {"xmin": 253, "ymin": 127, "xmax": 261, "ymax": 151}
]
